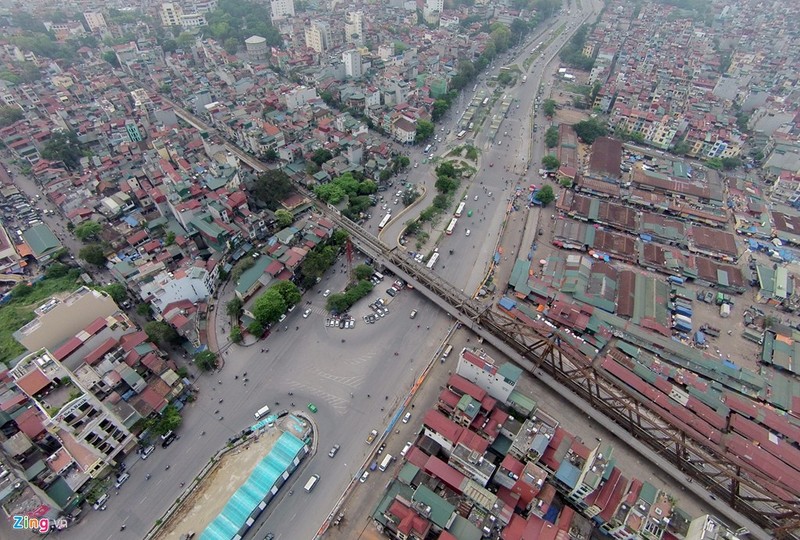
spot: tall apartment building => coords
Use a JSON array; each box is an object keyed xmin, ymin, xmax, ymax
[
  {"xmin": 82, "ymin": 12, "xmax": 107, "ymax": 32},
  {"xmin": 304, "ymin": 21, "xmax": 331, "ymax": 53},
  {"xmin": 423, "ymin": 0, "xmax": 443, "ymax": 24},
  {"xmin": 343, "ymin": 49, "xmax": 362, "ymax": 78},
  {"xmin": 160, "ymin": 2, "xmax": 184, "ymax": 26},
  {"xmin": 270, "ymin": 0, "xmax": 295, "ymax": 20},
  {"xmin": 344, "ymin": 10, "xmax": 364, "ymax": 45}
]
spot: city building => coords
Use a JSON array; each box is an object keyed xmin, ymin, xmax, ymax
[
  {"xmin": 245, "ymin": 35, "xmax": 268, "ymax": 62},
  {"xmin": 160, "ymin": 2, "xmax": 184, "ymax": 26},
  {"xmin": 343, "ymin": 49, "xmax": 362, "ymax": 78},
  {"xmin": 344, "ymin": 10, "xmax": 364, "ymax": 45},
  {"xmin": 305, "ymin": 21, "xmax": 331, "ymax": 53},
  {"xmin": 82, "ymin": 12, "xmax": 107, "ymax": 33},
  {"xmin": 456, "ymin": 348, "xmax": 521, "ymax": 403},
  {"xmin": 270, "ymin": 0, "xmax": 295, "ymax": 20}
]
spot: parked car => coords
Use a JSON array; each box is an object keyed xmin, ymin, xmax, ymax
[
  {"xmin": 328, "ymin": 444, "xmax": 340, "ymax": 458},
  {"xmin": 360, "ymin": 471, "xmax": 370, "ymax": 483},
  {"xmin": 402, "ymin": 412, "xmax": 412, "ymax": 424},
  {"xmin": 323, "ymin": 289, "xmax": 331, "ymax": 297},
  {"xmin": 409, "ymin": 310, "xmax": 417, "ymax": 319},
  {"xmin": 114, "ymin": 473, "xmax": 130, "ymax": 488},
  {"xmin": 141, "ymin": 445, "xmax": 155, "ymax": 459}
]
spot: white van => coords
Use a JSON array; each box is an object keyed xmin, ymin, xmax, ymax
[
  {"xmin": 401, "ymin": 442, "xmax": 412, "ymax": 457},
  {"xmin": 254, "ymin": 405, "xmax": 271, "ymax": 419},
  {"xmin": 93, "ymin": 493, "xmax": 109, "ymax": 510},
  {"xmin": 442, "ymin": 344, "xmax": 453, "ymax": 358},
  {"xmin": 379, "ymin": 454, "xmax": 393, "ymax": 471},
  {"xmin": 304, "ymin": 474, "xmax": 320, "ymax": 492}
]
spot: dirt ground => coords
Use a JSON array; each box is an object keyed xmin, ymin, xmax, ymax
[{"xmin": 155, "ymin": 428, "xmax": 282, "ymax": 540}]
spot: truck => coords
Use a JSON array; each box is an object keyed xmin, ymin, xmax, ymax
[
  {"xmin": 673, "ymin": 320, "xmax": 692, "ymax": 333},
  {"xmin": 668, "ymin": 276, "xmax": 685, "ymax": 285},
  {"xmin": 366, "ymin": 429, "xmax": 378, "ymax": 444},
  {"xmin": 672, "ymin": 305, "xmax": 693, "ymax": 318},
  {"xmin": 673, "ymin": 314, "xmax": 692, "ymax": 327},
  {"xmin": 720, "ymin": 303, "xmax": 731, "ymax": 318},
  {"xmin": 702, "ymin": 325, "xmax": 720, "ymax": 338}
]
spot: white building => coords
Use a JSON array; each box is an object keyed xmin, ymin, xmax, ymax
[
  {"xmin": 283, "ymin": 86, "xmax": 319, "ymax": 110},
  {"xmin": 270, "ymin": 0, "xmax": 295, "ymax": 20},
  {"xmin": 179, "ymin": 12, "xmax": 207, "ymax": 28},
  {"xmin": 343, "ymin": 49, "xmax": 362, "ymax": 78},
  {"xmin": 83, "ymin": 12, "xmax": 107, "ymax": 32},
  {"xmin": 139, "ymin": 267, "xmax": 216, "ymax": 315},
  {"xmin": 160, "ymin": 2, "xmax": 183, "ymax": 26},
  {"xmin": 456, "ymin": 348, "xmax": 521, "ymax": 403},
  {"xmin": 344, "ymin": 10, "xmax": 364, "ymax": 45},
  {"xmin": 423, "ymin": 0, "xmax": 443, "ymax": 24},
  {"xmin": 304, "ymin": 20, "xmax": 331, "ymax": 53}
]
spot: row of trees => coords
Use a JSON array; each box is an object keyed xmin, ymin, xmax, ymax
[
  {"xmin": 250, "ymin": 281, "xmax": 302, "ymax": 334},
  {"xmin": 559, "ymin": 24, "xmax": 595, "ymax": 71},
  {"xmin": 325, "ymin": 279, "xmax": 373, "ymax": 313}
]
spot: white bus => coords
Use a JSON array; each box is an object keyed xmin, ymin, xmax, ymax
[
  {"xmin": 378, "ymin": 214, "xmax": 392, "ymax": 230},
  {"xmin": 379, "ymin": 454, "xmax": 393, "ymax": 471},
  {"xmin": 254, "ymin": 405, "xmax": 271, "ymax": 419},
  {"xmin": 482, "ymin": 97, "xmax": 489, "ymax": 106},
  {"xmin": 457, "ymin": 130, "xmax": 467, "ymax": 139},
  {"xmin": 426, "ymin": 252, "xmax": 439, "ymax": 269},
  {"xmin": 455, "ymin": 202, "xmax": 465, "ymax": 218},
  {"xmin": 446, "ymin": 218, "xmax": 458, "ymax": 235},
  {"xmin": 304, "ymin": 474, "xmax": 320, "ymax": 492}
]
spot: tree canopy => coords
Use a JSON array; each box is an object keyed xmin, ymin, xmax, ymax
[
  {"xmin": 271, "ymin": 280, "xmax": 301, "ymax": 307},
  {"xmin": 144, "ymin": 321, "xmax": 180, "ymax": 346},
  {"xmin": 545, "ymin": 126, "xmax": 559, "ymax": 148},
  {"xmin": 415, "ymin": 119, "xmax": 434, "ymax": 142},
  {"xmin": 251, "ymin": 169, "xmax": 294, "ymax": 211},
  {"xmin": 41, "ymin": 130, "xmax": 84, "ymax": 171},
  {"xmin": 78, "ymin": 244, "xmax": 106, "ymax": 266},
  {"xmin": 252, "ymin": 288, "xmax": 287, "ymax": 326},
  {"xmin": 274, "ymin": 209, "xmax": 294, "ymax": 228},
  {"xmin": 542, "ymin": 154, "xmax": 560, "ymax": 170},
  {"xmin": 194, "ymin": 350, "xmax": 218, "ymax": 371},
  {"xmin": 572, "ymin": 118, "xmax": 608, "ymax": 144},
  {"xmin": 74, "ymin": 220, "xmax": 102, "ymax": 241},
  {"xmin": 534, "ymin": 184, "xmax": 555, "ymax": 206},
  {"xmin": 0, "ymin": 106, "xmax": 24, "ymax": 127},
  {"xmin": 206, "ymin": 0, "xmax": 283, "ymax": 48}
]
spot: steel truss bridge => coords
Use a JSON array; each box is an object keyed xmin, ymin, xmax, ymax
[{"xmin": 164, "ymin": 100, "xmax": 797, "ymax": 540}]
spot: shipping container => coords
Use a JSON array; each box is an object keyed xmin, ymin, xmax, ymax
[
  {"xmin": 674, "ymin": 314, "xmax": 692, "ymax": 326},
  {"xmin": 673, "ymin": 305, "xmax": 693, "ymax": 318}
]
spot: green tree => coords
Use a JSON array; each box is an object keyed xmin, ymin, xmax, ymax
[
  {"xmin": 148, "ymin": 404, "xmax": 182, "ymax": 435},
  {"xmin": 534, "ymin": 184, "xmax": 555, "ymax": 206},
  {"xmin": 545, "ymin": 126, "xmax": 559, "ymax": 148},
  {"xmin": 671, "ymin": 140, "xmax": 691, "ymax": 156},
  {"xmin": 542, "ymin": 99, "xmax": 557, "ymax": 117},
  {"xmin": 101, "ymin": 283, "xmax": 127, "ymax": 304},
  {"xmin": 331, "ymin": 229, "xmax": 349, "ymax": 246},
  {"xmin": 79, "ymin": 244, "xmax": 106, "ymax": 266},
  {"xmin": 223, "ymin": 37, "xmax": 239, "ymax": 54},
  {"xmin": 165, "ymin": 231, "xmax": 176, "ymax": 245},
  {"xmin": 721, "ymin": 157, "xmax": 742, "ymax": 170},
  {"xmin": 311, "ymin": 148, "xmax": 333, "ymax": 165},
  {"xmin": 415, "ymin": 119, "xmax": 434, "ymax": 142},
  {"xmin": 194, "ymin": 350, "xmax": 218, "ymax": 371},
  {"xmin": 231, "ymin": 257, "xmax": 255, "ymax": 282},
  {"xmin": 144, "ymin": 321, "xmax": 179, "ymax": 345},
  {"xmin": 275, "ymin": 209, "xmax": 294, "ymax": 228},
  {"xmin": 247, "ymin": 320, "xmax": 264, "ymax": 337},
  {"xmin": 271, "ymin": 280, "xmax": 301, "ymax": 307},
  {"xmin": 45, "ymin": 262, "xmax": 70, "ymax": 279},
  {"xmin": 137, "ymin": 303, "xmax": 151, "ymax": 317},
  {"xmin": 230, "ymin": 326, "xmax": 243, "ymax": 344},
  {"xmin": 101, "ymin": 51, "xmax": 120, "ymax": 68},
  {"xmin": 573, "ymin": 118, "xmax": 608, "ymax": 144},
  {"xmin": 252, "ymin": 288, "xmax": 286, "ymax": 326},
  {"xmin": 354, "ymin": 264, "xmax": 374, "ymax": 281},
  {"xmin": 74, "ymin": 220, "xmax": 102, "ymax": 241},
  {"xmin": 559, "ymin": 178, "xmax": 573, "ymax": 188},
  {"xmin": 226, "ymin": 297, "xmax": 243, "ymax": 319},
  {"xmin": 250, "ymin": 169, "xmax": 294, "ymax": 211},
  {"xmin": 542, "ymin": 154, "xmax": 560, "ymax": 170},
  {"xmin": 41, "ymin": 130, "xmax": 84, "ymax": 171},
  {"xmin": 705, "ymin": 157, "xmax": 723, "ymax": 170},
  {"xmin": 0, "ymin": 106, "xmax": 24, "ymax": 127},
  {"xmin": 435, "ymin": 175, "xmax": 458, "ymax": 194},
  {"xmin": 497, "ymin": 71, "xmax": 514, "ymax": 86},
  {"xmin": 432, "ymin": 99, "xmax": 450, "ymax": 121}
]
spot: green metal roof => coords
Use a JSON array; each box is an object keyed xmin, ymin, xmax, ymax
[{"xmin": 22, "ymin": 224, "xmax": 61, "ymax": 258}]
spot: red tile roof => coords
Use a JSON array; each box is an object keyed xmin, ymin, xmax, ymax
[
  {"xmin": 424, "ymin": 455, "xmax": 466, "ymax": 492},
  {"xmin": 16, "ymin": 369, "xmax": 51, "ymax": 396},
  {"xmin": 15, "ymin": 406, "xmax": 46, "ymax": 439},
  {"xmin": 84, "ymin": 337, "xmax": 119, "ymax": 366}
]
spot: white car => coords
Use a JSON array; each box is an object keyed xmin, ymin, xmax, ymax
[
  {"xmin": 465, "ymin": 229, "xmax": 471, "ymax": 237},
  {"xmin": 323, "ymin": 289, "xmax": 331, "ymax": 297},
  {"xmin": 402, "ymin": 412, "xmax": 412, "ymax": 423},
  {"xmin": 141, "ymin": 445, "xmax": 155, "ymax": 459},
  {"xmin": 474, "ymin": 195, "xmax": 479, "ymax": 201},
  {"xmin": 360, "ymin": 471, "xmax": 369, "ymax": 483},
  {"xmin": 114, "ymin": 473, "xmax": 130, "ymax": 488},
  {"xmin": 303, "ymin": 308, "xmax": 311, "ymax": 318}
]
